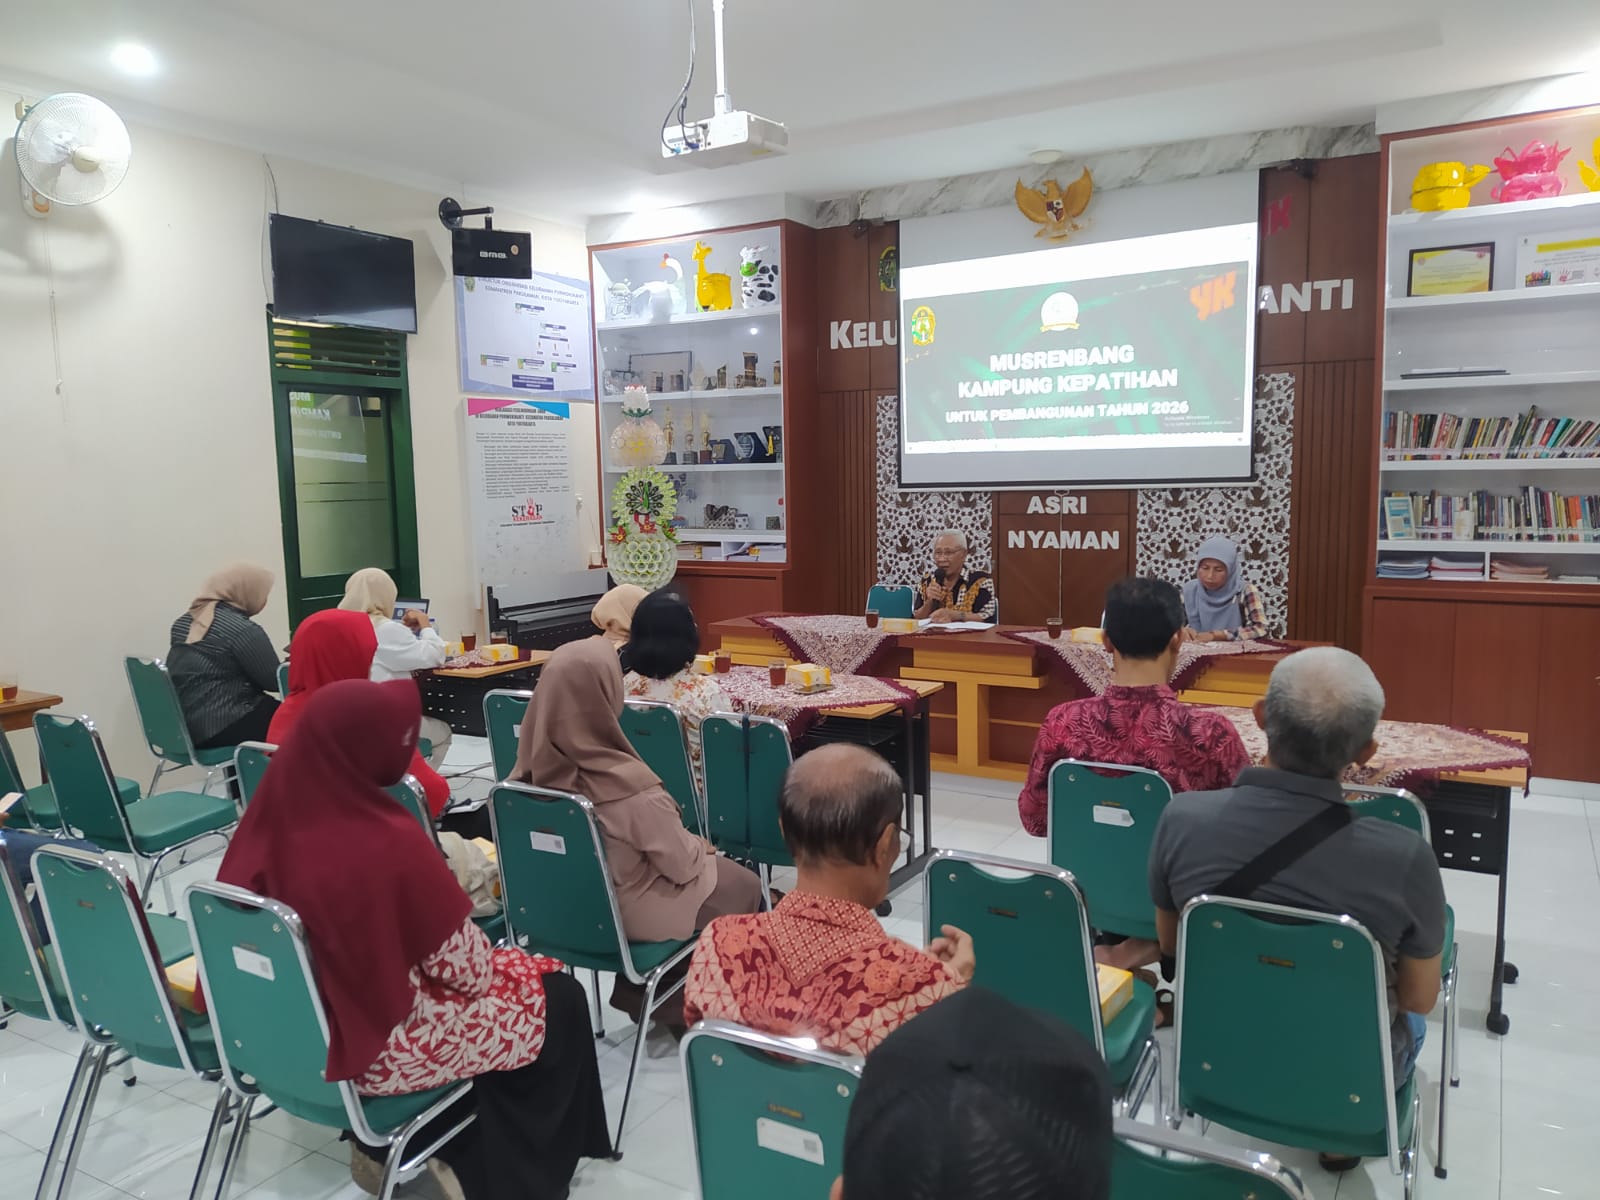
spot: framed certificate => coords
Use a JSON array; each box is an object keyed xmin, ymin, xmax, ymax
[
  {"xmin": 1383, "ymin": 495, "xmax": 1417, "ymax": 539},
  {"xmin": 1406, "ymin": 243, "xmax": 1494, "ymax": 296}
]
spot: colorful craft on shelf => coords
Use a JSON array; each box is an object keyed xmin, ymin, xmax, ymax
[
  {"xmin": 739, "ymin": 246, "xmax": 778, "ymax": 308},
  {"xmin": 1491, "ymin": 141, "xmax": 1570, "ymax": 204},
  {"xmin": 1410, "ymin": 161, "xmax": 1489, "ymax": 211},
  {"xmin": 690, "ymin": 240, "xmax": 733, "ymax": 311},
  {"xmin": 607, "ymin": 396, "xmax": 679, "ymax": 587},
  {"xmin": 1579, "ymin": 139, "xmax": 1600, "ymax": 192}
]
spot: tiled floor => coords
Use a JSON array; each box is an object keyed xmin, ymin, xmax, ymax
[{"xmin": 3, "ymin": 738, "xmax": 1596, "ymax": 1199}]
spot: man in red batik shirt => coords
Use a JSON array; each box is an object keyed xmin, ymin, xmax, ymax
[
  {"xmin": 1017, "ymin": 577, "xmax": 1252, "ymax": 970},
  {"xmin": 684, "ymin": 744, "xmax": 973, "ymax": 1056}
]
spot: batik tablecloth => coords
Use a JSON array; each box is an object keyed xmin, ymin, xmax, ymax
[
  {"xmin": 751, "ymin": 614, "xmax": 900, "ymax": 676},
  {"xmin": 715, "ymin": 665, "xmax": 921, "ymax": 738},
  {"xmin": 1200, "ymin": 706, "xmax": 1531, "ymax": 794},
  {"xmin": 1000, "ymin": 630, "xmax": 1288, "ymax": 695}
]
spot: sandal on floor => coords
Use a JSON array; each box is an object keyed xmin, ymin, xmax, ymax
[{"xmin": 1318, "ymin": 1153, "xmax": 1361, "ymax": 1172}]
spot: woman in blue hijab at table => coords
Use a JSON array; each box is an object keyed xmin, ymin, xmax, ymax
[{"xmin": 1180, "ymin": 535, "xmax": 1268, "ymax": 643}]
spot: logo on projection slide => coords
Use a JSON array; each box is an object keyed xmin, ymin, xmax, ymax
[
  {"xmin": 909, "ymin": 305, "xmax": 936, "ymax": 346},
  {"xmin": 510, "ymin": 499, "xmax": 545, "ymax": 524},
  {"xmin": 1039, "ymin": 292, "xmax": 1080, "ymax": 332}
]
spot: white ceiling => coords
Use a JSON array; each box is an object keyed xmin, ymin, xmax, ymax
[{"xmin": 4, "ymin": 0, "xmax": 1599, "ymax": 224}]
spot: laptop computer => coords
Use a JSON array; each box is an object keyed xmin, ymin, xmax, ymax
[{"xmin": 394, "ymin": 598, "xmax": 430, "ymax": 619}]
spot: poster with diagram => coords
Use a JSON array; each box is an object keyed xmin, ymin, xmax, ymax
[{"xmin": 455, "ymin": 271, "xmax": 594, "ymax": 399}]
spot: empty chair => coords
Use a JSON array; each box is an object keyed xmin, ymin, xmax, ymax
[
  {"xmin": 1111, "ymin": 1117, "xmax": 1313, "ymax": 1200},
  {"xmin": 0, "ymin": 718, "xmax": 140, "ymax": 832},
  {"xmin": 1174, "ymin": 895, "xmax": 1421, "ymax": 1199},
  {"xmin": 681, "ymin": 1020, "xmax": 863, "ymax": 1200},
  {"xmin": 124, "ymin": 656, "xmax": 242, "ymax": 795},
  {"xmin": 1048, "ymin": 760, "xmax": 1174, "ymax": 942},
  {"xmin": 232, "ymin": 742, "xmax": 277, "ymax": 809},
  {"xmin": 702, "ymin": 711, "xmax": 793, "ymax": 899},
  {"xmin": 621, "ymin": 699, "xmax": 704, "ymax": 836},
  {"xmin": 923, "ymin": 849, "xmax": 1160, "ymax": 1119},
  {"xmin": 865, "ymin": 584, "xmax": 915, "ymax": 619},
  {"xmin": 185, "ymin": 881, "xmax": 474, "ymax": 1200},
  {"xmin": 482, "ymin": 688, "xmax": 533, "ymax": 781},
  {"xmin": 34, "ymin": 845, "xmax": 233, "ymax": 1200},
  {"xmin": 34, "ymin": 712, "xmax": 236, "ymax": 910}
]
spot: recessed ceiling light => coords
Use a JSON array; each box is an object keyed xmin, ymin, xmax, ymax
[
  {"xmin": 109, "ymin": 42, "xmax": 159, "ymax": 78},
  {"xmin": 1029, "ymin": 149, "xmax": 1066, "ymax": 165}
]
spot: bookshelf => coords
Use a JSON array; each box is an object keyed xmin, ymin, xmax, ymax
[{"xmin": 1374, "ymin": 107, "xmax": 1600, "ymax": 588}]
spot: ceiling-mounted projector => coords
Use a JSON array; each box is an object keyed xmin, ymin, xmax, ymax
[{"xmin": 659, "ymin": 0, "xmax": 787, "ymax": 168}]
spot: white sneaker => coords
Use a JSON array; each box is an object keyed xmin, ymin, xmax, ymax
[{"xmin": 427, "ymin": 1159, "xmax": 468, "ymax": 1200}]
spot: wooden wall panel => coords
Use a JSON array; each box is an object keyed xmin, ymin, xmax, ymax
[
  {"xmin": 1365, "ymin": 598, "xmax": 1456, "ymax": 723},
  {"xmin": 793, "ymin": 389, "xmax": 878, "ymax": 614},
  {"xmin": 993, "ymin": 491, "xmax": 1134, "ymax": 626},
  {"xmin": 1304, "ymin": 155, "xmax": 1380, "ymax": 364},
  {"xmin": 1288, "ymin": 360, "xmax": 1375, "ymax": 648},
  {"xmin": 1449, "ymin": 604, "xmax": 1543, "ymax": 732},
  {"xmin": 1257, "ymin": 169, "xmax": 1312, "ymax": 369},
  {"xmin": 1535, "ymin": 608, "xmax": 1600, "ymax": 782}
]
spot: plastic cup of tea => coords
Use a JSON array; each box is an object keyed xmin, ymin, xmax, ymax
[
  {"xmin": 714, "ymin": 651, "xmax": 732, "ymax": 674},
  {"xmin": 461, "ymin": 634, "xmax": 477, "ymax": 653},
  {"xmin": 865, "ymin": 609, "xmax": 880, "ymax": 629},
  {"xmin": 1046, "ymin": 618, "xmax": 1064, "ymax": 640},
  {"xmin": 768, "ymin": 661, "xmax": 788, "ymax": 688},
  {"xmin": 490, "ymin": 632, "xmax": 509, "ymax": 645}
]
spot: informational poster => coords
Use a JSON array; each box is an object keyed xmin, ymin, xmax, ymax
[
  {"xmin": 455, "ymin": 271, "xmax": 594, "ymax": 399},
  {"xmin": 464, "ymin": 398, "xmax": 599, "ymax": 601}
]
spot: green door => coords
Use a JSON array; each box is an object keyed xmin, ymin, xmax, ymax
[{"xmin": 268, "ymin": 317, "xmax": 420, "ymax": 627}]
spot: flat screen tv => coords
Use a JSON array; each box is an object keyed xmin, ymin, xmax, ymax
[{"xmin": 269, "ymin": 213, "xmax": 418, "ymax": 333}]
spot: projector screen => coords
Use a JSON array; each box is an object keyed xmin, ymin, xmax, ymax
[{"xmin": 899, "ymin": 195, "xmax": 1258, "ymax": 489}]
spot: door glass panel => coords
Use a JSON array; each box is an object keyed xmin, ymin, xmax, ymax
[{"xmin": 289, "ymin": 391, "xmax": 396, "ymax": 577}]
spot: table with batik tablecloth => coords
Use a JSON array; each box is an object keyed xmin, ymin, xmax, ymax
[
  {"xmin": 1000, "ymin": 630, "xmax": 1290, "ymax": 695},
  {"xmin": 749, "ymin": 614, "xmax": 901, "ymax": 675}
]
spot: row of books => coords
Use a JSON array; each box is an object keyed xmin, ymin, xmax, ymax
[
  {"xmin": 1383, "ymin": 488, "xmax": 1600, "ymax": 538},
  {"xmin": 1375, "ymin": 554, "xmax": 1485, "ymax": 580},
  {"xmin": 1490, "ymin": 558, "xmax": 1548, "ymax": 581},
  {"xmin": 1382, "ymin": 406, "xmax": 1600, "ymax": 459}
]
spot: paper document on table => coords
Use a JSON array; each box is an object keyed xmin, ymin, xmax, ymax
[{"xmin": 926, "ymin": 621, "xmax": 995, "ymax": 631}]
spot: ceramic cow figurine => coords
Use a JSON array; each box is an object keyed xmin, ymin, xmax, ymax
[{"xmin": 739, "ymin": 246, "xmax": 779, "ymax": 308}]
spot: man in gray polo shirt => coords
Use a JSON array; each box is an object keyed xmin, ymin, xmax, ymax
[{"xmin": 1149, "ymin": 647, "xmax": 1445, "ymax": 1097}]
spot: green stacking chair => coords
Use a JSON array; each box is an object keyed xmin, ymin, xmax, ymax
[
  {"xmin": 386, "ymin": 774, "xmax": 441, "ymax": 848},
  {"xmin": 702, "ymin": 712, "xmax": 793, "ymax": 903},
  {"xmin": 184, "ymin": 881, "xmax": 474, "ymax": 1200},
  {"xmin": 1, "ymin": 723, "xmax": 140, "ymax": 832},
  {"xmin": 276, "ymin": 661, "xmax": 290, "ymax": 699},
  {"xmin": 34, "ymin": 712, "xmax": 236, "ymax": 912},
  {"xmin": 1344, "ymin": 784, "xmax": 1459, "ymax": 1180},
  {"xmin": 1047, "ymin": 760, "xmax": 1174, "ymax": 942},
  {"xmin": 681, "ymin": 1020, "xmax": 864, "ymax": 1200},
  {"xmin": 124, "ymin": 656, "xmax": 238, "ymax": 795},
  {"xmin": 865, "ymin": 584, "xmax": 915, "ymax": 619},
  {"xmin": 1111, "ymin": 1117, "xmax": 1313, "ymax": 1200},
  {"xmin": 482, "ymin": 688, "xmax": 533, "ymax": 781},
  {"xmin": 923, "ymin": 849, "xmax": 1160, "ymax": 1119},
  {"xmin": 1174, "ymin": 895, "xmax": 1421, "ymax": 1199},
  {"xmin": 622, "ymin": 699, "xmax": 705, "ymax": 836},
  {"xmin": 490, "ymin": 781, "xmax": 694, "ymax": 1155},
  {"xmin": 233, "ymin": 742, "xmax": 277, "ymax": 809},
  {"xmin": 34, "ymin": 845, "xmax": 234, "ymax": 1200}
]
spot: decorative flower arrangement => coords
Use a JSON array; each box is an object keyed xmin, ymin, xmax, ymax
[
  {"xmin": 607, "ymin": 393, "xmax": 679, "ymax": 588},
  {"xmin": 608, "ymin": 385, "xmax": 669, "ymax": 467}
]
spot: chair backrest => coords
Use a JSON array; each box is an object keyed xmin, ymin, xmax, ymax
[
  {"xmin": 1111, "ymin": 1117, "xmax": 1312, "ymax": 1200},
  {"xmin": 386, "ymin": 774, "xmax": 441, "ymax": 848},
  {"xmin": 1343, "ymin": 785, "xmax": 1429, "ymax": 839},
  {"xmin": 489, "ymin": 782, "xmax": 636, "ymax": 972},
  {"xmin": 33, "ymin": 845, "xmax": 203, "ymax": 1071},
  {"xmin": 0, "ymin": 836, "xmax": 68, "ymax": 1026},
  {"xmin": 123, "ymin": 656, "xmax": 200, "ymax": 768},
  {"xmin": 702, "ymin": 712, "xmax": 794, "ymax": 868},
  {"xmin": 0, "ymin": 729, "xmax": 27, "ymax": 795},
  {"xmin": 1175, "ymin": 895, "xmax": 1398, "ymax": 1153},
  {"xmin": 1047, "ymin": 760, "xmax": 1174, "ymax": 942},
  {"xmin": 184, "ymin": 880, "xmax": 369, "ymax": 1133},
  {"xmin": 482, "ymin": 688, "xmax": 533, "ymax": 781},
  {"xmin": 865, "ymin": 585, "xmax": 915, "ymax": 619},
  {"xmin": 233, "ymin": 742, "xmax": 277, "ymax": 808},
  {"xmin": 622, "ymin": 700, "xmax": 703, "ymax": 836},
  {"xmin": 276, "ymin": 661, "xmax": 291, "ymax": 699},
  {"xmin": 682, "ymin": 1020, "xmax": 864, "ymax": 1200},
  {"xmin": 922, "ymin": 849, "xmax": 1104, "ymax": 1053},
  {"xmin": 33, "ymin": 713, "xmax": 133, "ymax": 847}
]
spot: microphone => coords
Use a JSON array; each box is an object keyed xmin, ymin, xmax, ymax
[{"xmin": 933, "ymin": 566, "xmax": 946, "ymax": 584}]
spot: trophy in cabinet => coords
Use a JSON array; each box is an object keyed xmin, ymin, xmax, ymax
[
  {"xmin": 682, "ymin": 409, "xmax": 697, "ymax": 464},
  {"xmin": 698, "ymin": 411, "xmax": 712, "ymax": 464},
  {"xmin": 661, "ymin": 403, "xmax": 676, "ymax": 466}
]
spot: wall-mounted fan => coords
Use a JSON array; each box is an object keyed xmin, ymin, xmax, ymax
[{"xmin": 14, "ymin": 93, "xmax": 132, "ymax": 218}]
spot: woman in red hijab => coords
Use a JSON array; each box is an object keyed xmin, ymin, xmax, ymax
[
  {"xmin": 270, "ymin": 609, "xmax": 451, "ymax": 817},
  {"xmin": 220, "ymin": 679, "xmax": 611, "ymax": 1199}
]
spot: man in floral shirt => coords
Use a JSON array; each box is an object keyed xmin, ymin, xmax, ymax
[{"xmin": 684, "ymin": 744, "xmax": 972, "ymax": 1055}]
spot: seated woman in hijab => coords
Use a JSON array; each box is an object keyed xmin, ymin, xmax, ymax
[
  {"xmin": 590, "ymin": 584, "xmax": 647, "ymax": 649},
  {"xmin": 621, "ymin": 589, "xmax": 731, "ymax": 792},
  {"xmin": 1181, "ymin": 535, "xmax": 1268, "ymax": 643},
  {"xmin": 271, "ymin": 609, "xmax": 450, "ymax": 818},
  {"xmin": 219, "ymin": 679, "xmax": 611, "ymax": 1199},
  {"xmin": 167, "ymin": 563, "xmax": 281, "ymax": 748},
  {"xmin": 514, "ymin": 636, "xmax": 763, "ymax": 1020},
  {"xmin": 338, "ymin": 567, "xmax": 452, "ymax": 769}
]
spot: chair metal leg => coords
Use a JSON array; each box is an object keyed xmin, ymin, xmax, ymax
[
  {"xmin": 52, "ymin": 1042, "xmax": 111, "ymax": 1200},
  {"xmin": 1117, "ymin": 1037, "xmax": 1160, "ymax": 1123},
  {"xmin": 210, "ymin": 1094, "xmax": 256, "ymax": 1200},
  {"xmin": 759, "ymin": 863, "xmax": 773, "ymax": 912},
  {"xmin": 589, "ymin": 970, "xmax": 606, "ymax": 1040},
  {"xmin": 611, "ymin": 968, "xmax": 666, "ymax": 1159},
  {"xmin": 1435, "ymin": 955, "xmax": 1458, "ymax": 1179},
  {"xmin": 34, "ymin": 1042, "xmax": 102, "ymax": 1200},
  {"xmin": 186, "ymin": 1086, "xmax": 233, "ymax": 1200},
  {"xmin": 148, "ymin": 763, "xmax": 166, "ymax": 797},
  {"xmin": 1448, "ymin": 956, "xmax": 1460, "ymax": 1087}
]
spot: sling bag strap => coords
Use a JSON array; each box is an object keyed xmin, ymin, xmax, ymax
[{"xmin": 1211, "ymin": 799, "xmax": 1354, "ymax": 901}]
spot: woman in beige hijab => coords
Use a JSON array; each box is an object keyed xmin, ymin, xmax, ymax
[
  {"xmin": 337, "ymin": 567, "xmax": 453, "ymax": 768},
  {"xmin": 590, "ymin": 584, "xmax": 648, "ymax": 648},
  {"xmin": 167, "ymin": 564, "xmax": 281, "ymax": 748},
  {"xmin": 516, "ymin": 637, "xmax": 762, "ymax": 1018}
]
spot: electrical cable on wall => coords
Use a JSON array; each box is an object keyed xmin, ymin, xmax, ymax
[
  {"xmin": 41, "ymin": 222, "xmax": 66, "ymax": 400},
  {"xmin": 660, "ymin": 0, "xmax": 697, "ymax": 153}
]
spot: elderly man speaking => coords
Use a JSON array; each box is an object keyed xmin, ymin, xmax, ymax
[{"xmin": 913, "ymin": 529, "xmax": 997, "ymax": 624}]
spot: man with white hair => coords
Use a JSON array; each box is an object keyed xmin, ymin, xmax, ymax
[
  {"xmin": 913, "ymin": 529, "xmax": 997, "ymax": 623},
  {"xmin": 1148, "ymin": 647, "xmax": 1445, "ymax": 1143}
]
